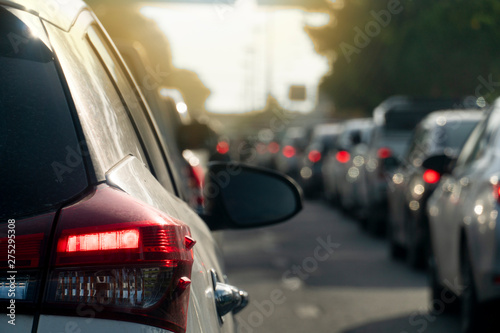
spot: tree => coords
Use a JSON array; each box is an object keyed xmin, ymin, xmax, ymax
[{"xmin": 307, "ymin": 0, "xmax": 500, "ymax": 115}]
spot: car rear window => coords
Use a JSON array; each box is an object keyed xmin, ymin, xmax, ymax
[
  {"xmin": 438, "ymin": 120, "xmax": 479, "ymax": 149},
  {"xmin": 384, "ymin": 109, "xmax": 437, "ymax": 131},
  {"xmin": 0, "ymin": 8, "xmax": 88, "ymax": 218}
]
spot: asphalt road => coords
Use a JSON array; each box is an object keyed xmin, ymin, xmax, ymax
[{"xmin": 220, "ymin": 200, "xmax": 461, "ymax": 333}]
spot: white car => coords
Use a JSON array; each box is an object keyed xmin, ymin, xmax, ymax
[{"xmin": 0, "ymin": 1, "xmax": 302, "ymax": 332}]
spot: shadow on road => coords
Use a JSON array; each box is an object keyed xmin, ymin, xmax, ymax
[{"xmin": 341, "ymin": 312, "xmax": 461, "ymax": 333}]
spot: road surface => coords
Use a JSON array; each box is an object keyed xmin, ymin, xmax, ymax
[{"xmin": 220, "ymin": 200, "xmax": 461, "ymax": 333}]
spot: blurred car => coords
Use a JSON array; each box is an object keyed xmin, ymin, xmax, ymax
[
  {"xmin": 335, "ymin": 119, "xmax": 374, "ymax": 212},
  {"xmin": 425, "ymin": 102, "xmax": 500, "ymax": 332},
  {"xmin": 275, "ymin": 126, "xmax": 310, "ymax": 181},
  {"xmin": 298, "ymin": 123, "xmax": 342, "ymax": 198},
  {"xmin": 0, "ymin": 2, "xmax": 302, "ymax": 333},
  {"xmin": 387, "ymin": 110, "xmax": 482, "ymax": 268},
  {"xmin": 359, "ymin": 96, "xmax": 472, "ymax": 235},
  {"xmin": 322, "ymin": 118, "xmax": 373, "ymax": 207}
]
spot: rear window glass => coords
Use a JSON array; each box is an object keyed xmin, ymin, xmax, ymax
[
  {"xmin": 384, "ymin": 110, "xmax": 436, "ymax": 131},
  {"xmin": 0, "ymin": 8, "xmax": 88, "ymax": 218},
  {"xmin": 436, "ymin": 121, "xmax": 478, "ymax": 149}
]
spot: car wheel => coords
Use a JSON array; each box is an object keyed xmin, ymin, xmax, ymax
[
  {"xmin": 428, "ymin": 251, "xmax": 459, "ymax": 314},
  {"xmin": 388, "ymin": 221, "xmax": 405, "ymax": 260},
  {"xmin": 461, "ymin": 247, "xmax": 492, "ymax": 332},
  {"xmin": 406, "ymin": 215, "xmax": 425, "ymax": 269}
]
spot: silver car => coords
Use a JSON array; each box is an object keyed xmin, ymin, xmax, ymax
[
  {"xmin": 426, "ymin": 103, "xmax": 499, "ymax": 332},
  {"xmin": 0, "ymin": 1, "xmax": 302, "ymax": 332}
]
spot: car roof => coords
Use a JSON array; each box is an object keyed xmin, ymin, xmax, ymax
[
  {"xmin": 312, "ymin": 123, "xmax": 342, "ymax": 136},
  {"xmin": 341, "ymin": 117, "xmax": 373, "ymax": 129},
  {"xmin": 421, "ymin": 109, "xmax": 484, "ymax": 127},
  {"xmin": 1, "ymin": 0, "xmax": 86, "ymax": 31}
]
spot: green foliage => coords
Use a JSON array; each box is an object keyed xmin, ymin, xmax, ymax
[{"xmin": 308, "ymin": 0, "xmax": 500, "ymax": 115}]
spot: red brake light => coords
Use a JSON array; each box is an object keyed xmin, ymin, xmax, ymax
[
  {"xmin": 66, "ymin": 229, "xmax": 139, "ymax": 252},
  {"xmin": 283, "ymin": 145, "xmax": 296, "ymax": 158},
  {"xmin": 0, "ymin": 214, "xmax": 56, "ymax": 303},
  {"xmin": 377, "ymin": 147, "xmax": 392, "ymax": 159},
  {"xmin": 46, "ymin": 185, "xmax": 195, "ymax": 333},
  {"xmin": 216, "ymin": 141, "xmax": 229, "ymax": 154},
  {"xmin": 308, "ymin": 150, "xmax": 322, "ymax": 163},
  {"xmin": 268, "ymin": 142, "xmax": 280, "ymax": 154},
  {"xmin": 423, "ymin": 169, "xmax": 441, "ymax": 184},
  {"xmin": 336, "ymin": 150, "xmax": 350, "ymax": 163}
]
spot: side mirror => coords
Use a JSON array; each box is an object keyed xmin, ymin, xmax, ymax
[
  {"xmin": 422, "ymin": 154, "xmax": 455, "ymax": 174},
  {"xmin": 201, "ymin": 162, "xmax": 303, "ymax": 230}
]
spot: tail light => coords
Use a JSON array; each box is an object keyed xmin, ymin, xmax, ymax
[
  {"xmin": 283, "ymin": 145, "xmax": 296, "ymax": 158},
  {"xmin": 44, "ymin": 186, "xmax": 195, "ymax": 333},
  {"xmin": 493, "ymin": 184, "xmax": 500, "ymax": 204},
  {"xmin": 423, "ymin": 169, "xmax": 440, "ymax": 184},
  {"xmin": 0, "ymin": 214, "xmax": 54, "ymax": 305},
  {"xmin": 216, "ymin": 141, "xmax": 229, "ymax": 155},
  {"xmin": 377, "ymin": 147, "xmax": 392, "ymax": 159},
  {"xmin": 191, "ymin": 164, "xmax": 205, "ymax": 188},
  {"xmin": 268, "ymin": 142, "xmax": 280, "ymax": 154},
  {"xmin": 336, "ymin": 150, "xmax": 350, "ymax": 163},
  {"xmin": 308, "ymin": 150, "xmax": 322, "ymax": 163}
]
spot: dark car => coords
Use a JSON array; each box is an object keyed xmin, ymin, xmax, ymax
[
  {"xmin": 0, "ymin": 1, "xmax": 302, "ymax": 332},
  {"xmin": 298, "ymin": 123, "xmax": 342, "ymax": 198},
  {"xmin": 387, "ymin": 110, "xmax": 482, "ymax": 268},
  {"xmin": 322, "ymin": 118, "xmax": 373, "ymax": 208},
  {"xmin": 359, "ymin": 96, "xmax": 475, "ymax": 235},
  {"xmin": 275, "ymin": 126, "xmax": 310, "ymax": 181}
]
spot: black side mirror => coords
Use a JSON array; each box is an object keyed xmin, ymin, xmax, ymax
[
  {"xmin": 201, "ymin": 162, "xmax": 303, "ymax": 230},
  {"xmin": 422, "ymin": 154, "xmax": 455, "ymax": 174}
]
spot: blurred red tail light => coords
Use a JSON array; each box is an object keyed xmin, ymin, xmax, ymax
[
  {"xmin": 308, "ymin": 150, "xmax": 322, "ymax": 163},
  {"xmin": 216, "ymin": 141, "xmax": 229, "ymax": 154},
  {"xmin": 268, "ymin": 142, "xmax": 280, "ymax": 154},
  {"xmin": 493, "ymin": 184, "xmax": 500, "ymax": 204},
  {"xmin": 423, "ymin": 169, "xmax": 440, "ymax": 184},
  {"xmin": 283, "ymin": 145, "xmax": 296, "ymax": 158},
  {"xmin": 45, "ymin": 186, "xmax": 194, "ymax": 333},
  {"xmin": 336, "ymin": 150, "xmax": 350, "ymax": 163},
  {"xmin": 377, "ymin": 147, "xmax": 392, "ymax": 159}
]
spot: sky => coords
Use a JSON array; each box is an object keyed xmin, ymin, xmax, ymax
[{"xmin": 141, "ymin": 0, "xmax": 329, "ymax": 114}]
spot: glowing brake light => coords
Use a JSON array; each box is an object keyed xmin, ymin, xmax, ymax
[
  {"xmin": 66, "ymin": 229, "xmax": 139, "ymax": 252},
  {"xmin": 48, "ymin": 185, "xmax": 195, "ymax": 333},
  {"xmin": 377, "ymin": 147, "xmax": 392, "ymax": 159},
  {"xmin": 308, "ymin": 150, "xmax": 322, "ymax": 163},
  {"xmin": 268, "ymin": 142, "xmax": 280, "ymax": 154},
  {"xmin": 216, "ymin": 141, "xmax": 229, "ymax": 154},
  {"xmin": 283, "ymin": 145, "xmax": 296, "ymax": 158},
  {"xmin": 336, "ymin": 150, "xmax": 350, "ymax": 163},
  {"xmin": 423, "ymin": 169, "xmax": 441, "ymax": 184}
]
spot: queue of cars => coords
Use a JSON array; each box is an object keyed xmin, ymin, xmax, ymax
[
  {"xmin": 3, "ymin": 1, "xmax": 499, "ymax": 332},
  {"xmin": 0, "ymin": 1, "xmax": 302, "ymax": 333},
  {"xmin": 265, "ymin": 95, "xmax": 500, "ymax": 331}
]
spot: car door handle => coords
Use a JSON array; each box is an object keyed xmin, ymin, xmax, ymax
[{"xmin": 214, "ymin": 282, "xmax": 249, "ymax": 316}]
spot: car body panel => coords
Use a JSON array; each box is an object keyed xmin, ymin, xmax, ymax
[
  {"xmin": 428, "ymin": 102, "xmax": 500, "ymax": 304},
  {"xmin": 0, "ymin": 2, "xmax": 238, "ymax": 332},
  {"xmin": 388, "ymin": 111, "xmax": 482, "ymax": 253}
]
